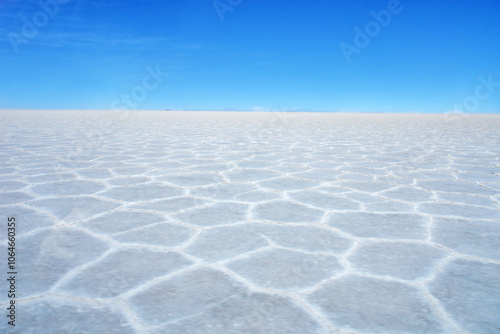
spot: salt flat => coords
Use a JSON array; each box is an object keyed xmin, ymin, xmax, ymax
[{"xmin": 0, "ymin": 110, "xmax": 499, "ymax": 333}]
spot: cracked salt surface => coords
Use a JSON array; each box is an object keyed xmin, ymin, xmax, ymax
[{"xmin": 1, "ymin": 110, "xmax": 499, "ymax": 333}]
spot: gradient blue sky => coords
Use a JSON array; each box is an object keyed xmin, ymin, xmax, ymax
[{"xmin": 1, "ymin": 0, "xmax": 499, "ymax": 112}]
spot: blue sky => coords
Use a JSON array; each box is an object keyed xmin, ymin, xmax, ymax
[{"xmin": 1, "ymin": 0, "xmax": 499, "ymax": 113}]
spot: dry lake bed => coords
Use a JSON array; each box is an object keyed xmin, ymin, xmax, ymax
[{"xmin": 1, "ymin": 110, "xmax": 499, "ymax": 333}]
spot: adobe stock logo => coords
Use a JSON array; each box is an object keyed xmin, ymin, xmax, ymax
[
  {"xmin": 111, "ymin": 64, "xmax": 169, "ymax": 114},
  {"xmin": 7, "ymin": 0, "xmax": 71, "ymax": 53},
  {"xmin": 213, "ymin": 0, "xmax": 243, "ymax": 21},
  {"xmin": 453, "ymin": 75, "xmax": 499, "ymax": 114},
  {"xmin": 339, "ymin": 0, "xmax": 408, "ymax": 64}
]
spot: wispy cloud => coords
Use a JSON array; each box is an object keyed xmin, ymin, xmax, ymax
[
  {"xmin": 1, "ymin": 0, "xmax": 202, "ymax": 53},
  {"xmin": 17, "ymin": 31, "xmax": 201, "ymax": 52}
]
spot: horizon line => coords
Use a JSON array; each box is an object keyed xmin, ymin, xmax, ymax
[{"xmin": 1, "ymin": 109, "xmax": 498, "ymax": 115}]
